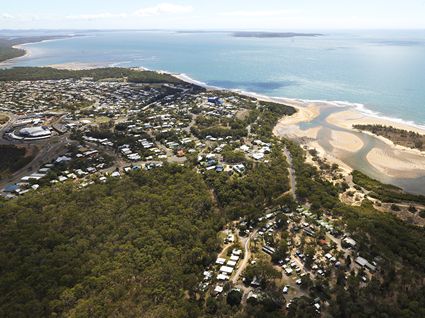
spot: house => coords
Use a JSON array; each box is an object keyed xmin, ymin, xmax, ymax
[
  {"xmin": 55, "ymin": 156, "xmax": 72, "ymax": 163},
  {"xmin": 319, "ymin": 239, "xmax": 328, "ymax": 246},
  {"xmin": 240, "ymin": 145, "xmax": 250, "ymax": 152},
  {"xmin": 203, "ymin": 271, "xmax": 213, "ymax": 281},
  {"xmin": 247, "ymin": 290, "xmax": 259, "ymax": 301},
  {"xmin": 232, "ymin": 249, "xmax": 242, "ymax": 256},
  {"xmin": 355, "ymin": 256, "xmax": 376, "ymax": 272},
  {"xmin": 233, "ymin": 164, "xmax": 246, "ymax": 175},
  {"xmin": 217, "ymin": 274, "xmax": 230, "ymax": 281},
  {"xmin": 219, "ymin": 265, "xmax": 234, "ymax": 275},
  {"xmin": 215, "ymin": 165, "xmax": 224, "ymax": 172},
  {"xmin": 213, "ymin": 285, "xmax": 224, "ymax": 295},
  {"xmin": 226, "ymin": 234, "xmax": 235, "ymax": 243},
  {"xmin": 227, "ymin": 260, "xmax": 237, "ymax": 267},
  {"xmin": 251, "ymin": 152, "xmax": 264, "ymax": 160},
  {"xmin": 343, "ymin": 237, "xmax": 357, "ymax": 249},
  {"xmin": 208, "ymin": 97, "xmax": 223, "ymax": 105},
  {"xmin": 111, "ymin": 171, "xmax": 121, "ymax": 177},
  {"xmin": 215, "ymin": 257, "xmax": 226, "ymax": 265},
  {"xmin": 58, "ymin": 176, "xmax": 68, "ymax": 182},
  {"xmin": 303, "ymin": 228, "xmax": 316, "ymax": 237},
  {"xmin": 262, "ymin": 245, "xmax": 276, "ymax": 255},
  {"xmin": 251, "ymin": 276, "xmax": 262, "ymax": 287}
]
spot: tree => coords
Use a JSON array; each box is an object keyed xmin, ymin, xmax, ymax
[
  {"xmin": 271, "ymin": 240, "xmax": 288, "ymax": 263},
  {"xmin": 227, "ymin": 289, "xmax": 242, "ymax": 307},
  {"xmin": 304, "ymin": 245, "xmax": 316, "ymax": 269},
  {"xmin": 245, "ymin": 261, "xmax": 281, "ymax": 288},
  {"xmin": 205, "ymin": 297, "xmax": 218, "ymax": 314}
]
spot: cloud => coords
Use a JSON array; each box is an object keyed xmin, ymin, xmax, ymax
[
  {"xmin": 66, "ymin": 3, "xmax": 193, "ymax": 20},
  {"xmin": 0, "ymin": 13, "xmax": 15, "ymax": 19},
  {"xmin": 134, "ymin": 3, "xmax": 193, "ymax": 17},
  {"xmin": 221, "ymin": 10, "xmax": 297, "ymax": 18},
  {"xmin": 67, "ymin": 13, "xmax": 128, "ymax": 20},
  {"xmin": 0, "ymin": 13, "xmax": 41, "ymax": 21}
]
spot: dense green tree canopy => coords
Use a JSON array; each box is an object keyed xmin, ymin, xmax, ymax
[{"xmin": 0, "ymin": 165, "xmax": 221, "ymax": 317}]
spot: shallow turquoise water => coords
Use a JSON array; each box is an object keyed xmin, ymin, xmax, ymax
[
  {"xmin": 10, "ymin": 30, "xmax": 425, "ymax": 126},
  {"xmin": 5, "ymin": 29, "xmax": 425, "ymax": 193}
]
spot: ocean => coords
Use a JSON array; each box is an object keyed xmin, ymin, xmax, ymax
[{"xmin": 7, "ymin": 29, "xmax": 425, "ymax": 127}]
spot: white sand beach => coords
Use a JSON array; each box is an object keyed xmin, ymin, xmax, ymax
[
  {"xmin": 327, "ymin": 110, "xmax": 425, "ymax": 135},
  {"xmin": 273, "ymin": 99, "xmax": 425, "ymax": 181},
  {"xmin": 47, "ymin": 62, "xmax": 107, "ymax": 70}
]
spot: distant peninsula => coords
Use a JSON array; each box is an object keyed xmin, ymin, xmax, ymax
[
  {"xmin": 0, "ymin": 35, "xmax": 73, "ymax": 63},
  {"xmin": 232, "ymin": 31, "xmax": 323, "ymax": 38}
]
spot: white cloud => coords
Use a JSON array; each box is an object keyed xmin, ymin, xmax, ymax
[
  {"xmin": 65, "ymin": 3, "xmax": 193, "ymax": 21},
  {"xmin": 134, "ymin": 3, "xmax": 193, "ymax": 17},
  {"xmin": 66, "ymin": 13, "xmax": 128, "ymax": 20},
  {"xmin": 221, "ymin": 9, "xmax": 297, "ymax": 18},
  {"xmin": 0, "ymin": 13, "xmax": 41, "ymax": 21},
  {"xmin": 0, "ymin": 13, "xmax": 15, "ymax": 19}
]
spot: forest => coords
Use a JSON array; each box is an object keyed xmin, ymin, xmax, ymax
[
  {"xmin": 352, "ymin": 170, "xmax": 425, "ymax": 205},
  {"xmin": 0, "ymin": 165, "xmax": 223, "ymax": 317},
  {"xmin": 354, "ymin": 124, "xmax": 425, "ymax": 151},
  {"xmin": 0, "ymin": 145, "xmax": 34, "ymax": 180},
  {"xmin": 2, "ymin": 68, "xmax": 425, "ymax": 317},
  {"xmin": 0, "ymin": 67, "xmax": 184, "ymax": 84},
  {"xmin": 0, "ymin": 36, "xmax": 68, "ymax": 63}
]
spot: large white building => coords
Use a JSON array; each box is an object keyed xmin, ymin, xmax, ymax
[{"xmin": 19, "ymin": 126, "xmax": 51, "ymax": 138}]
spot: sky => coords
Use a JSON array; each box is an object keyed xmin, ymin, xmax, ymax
[{"xmin": 1, "ymin": 0, "xmax": 425, "ymax": 30}]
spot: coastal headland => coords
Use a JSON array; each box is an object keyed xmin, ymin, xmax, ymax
[{"xmin": 2, "ymin": 39, "xmax": 425, "ymax": 194}]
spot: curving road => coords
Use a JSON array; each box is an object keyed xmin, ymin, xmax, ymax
[
  {"xmin": 283, "ymin": 147, "xmax": 297, "ymax": 199},
  {"xmin": 232, "ymin": 229, "xmax": 257, "ymax": 284}
]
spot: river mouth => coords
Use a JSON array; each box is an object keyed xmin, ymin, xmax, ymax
[{"xmin": 289, "ymin": 104, "xmax": 425, "ymax": 195}]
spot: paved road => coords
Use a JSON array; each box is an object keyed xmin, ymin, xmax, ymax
[
  {"xmin": 283, "ymin": 147, "xmax": 297, "ymax": 199},
  {"xmin": 232, "ymin": 229, "xmax": 257, "ymax": 284},
  {"xmin": 0, "ymin": 131, "xmax": 74, "ymax": 187}
]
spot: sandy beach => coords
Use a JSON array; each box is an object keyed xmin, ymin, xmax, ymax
[
  {"xmin": 327, "ymin": 110, "xmax": 425, "ymax": 135},
  {"xmin": 273, "ymin": 99, "xmax": 320, "ymax": 125},
  {"xmin": 272, "ymin": 100, "xmax": 320, "ymax": 139},
  {"xmin": 0, "ymin": 44, "xmax": 31, "ymax": 68},
  {"xmin": 47, "ymin": 62, "xmax": 108, "ymax": 70},
  {"xmin": 2, "ymin": 42, "xmax": 425, "ymax": 186},
  {"xmin": 273, "ymin": 98, "xmax": 425, "ymax": 184},
  {"xmin": 325, "ymin": 109, "xmax": 425, "ymax": 178}
]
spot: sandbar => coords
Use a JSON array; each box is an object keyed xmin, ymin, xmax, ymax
[{"xmin": 329, "ymin": 130, "xmax": 364, "ymax": 153}]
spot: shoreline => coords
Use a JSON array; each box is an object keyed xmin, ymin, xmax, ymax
[
  {"xmin": 173, "ymin": 72, "xmax": 425, "ymax": 186},
  {"xmin": 2, "ymin": 44, "xmax": 425, "ymax": 189},
  {"xmin": 0, "ymin": 35, "xmax": 86, "ymax": 68},
  {"xmin": 0, "ymin": 44, "xmax": 30, "ymax": 67},
  {"xmin": 40, "ymin": 63, "xmax": 425, "ymax": 184},
  {"xmin": 3, "ymin": 37, "xmax": 425, "ymax": 132},
  {"xmin": 273, "ymin": 98, "xmax": 425, "ymax": 184}
]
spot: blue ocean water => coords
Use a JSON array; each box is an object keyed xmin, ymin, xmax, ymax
[{"xmin": 9, "ymin": 30, "xmax": 425, "ymax": 125}]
